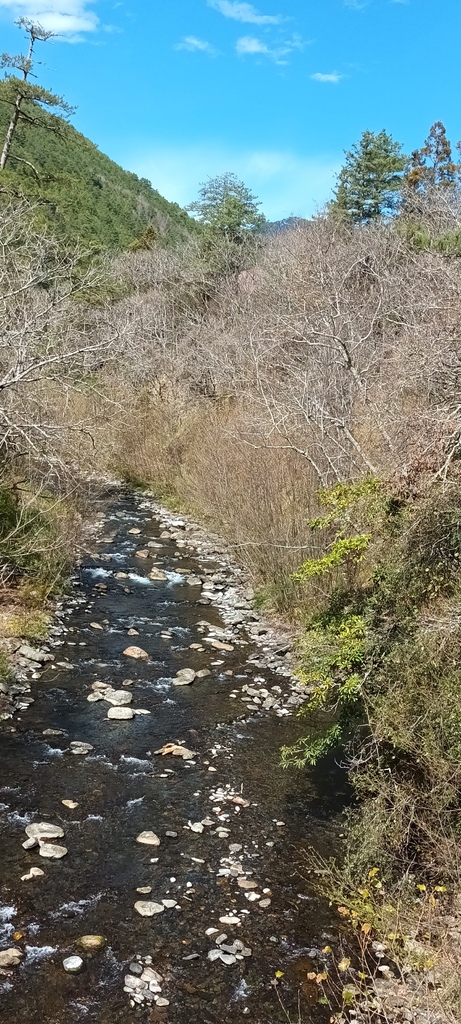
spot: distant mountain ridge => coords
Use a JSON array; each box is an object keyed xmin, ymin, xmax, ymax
[{"xmin": 0, "ymin": 86, "xmax": 196, "ymax": 249}]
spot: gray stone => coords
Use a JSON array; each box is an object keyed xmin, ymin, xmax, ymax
[
  {"xmin": 134, "ymin": 901, "xmax": 164, "ymax": 916},
  {"xmin": 70, "ymin": 741, "xmax": 93, "ymax": 755},
  {"xmin": 26, "ymin": 822, "xmax": 64, "ymax": 841},
  {"xmin": 104, "ymin": 689, "xmax": 133, "ymax": 706},
  {"xmin": 39, "ymin": 842, "xmax": 68, "ymax": 859},
  {"xmin": 136, "ymin": 831, "xmax": 160, "ymax": 846},
  {"xmin": 0, "ymin": 948, "xmax": 23, "ymax": 967},
  {"xmin": 107, "ymin": 707, "xmax": 134, "ymax": 720},
  {"xmin": 63, "ymin": 955, "xmax": 83, "ymax": 973}
]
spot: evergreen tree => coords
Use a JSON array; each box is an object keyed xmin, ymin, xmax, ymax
[
  {"xmin": 0, "ymin": 18, "xmax": 73, "ymax": 172},
  {"xmin": 188, "ymin": 172, "xmax": 265, "ymax": 240},
  {"xmin": 406, "ymin": 121, "xmax": 461, "ymax": 193},
  {"xmin": 331, "ymin": 130, "xmax": 407, "ymax": 224}
]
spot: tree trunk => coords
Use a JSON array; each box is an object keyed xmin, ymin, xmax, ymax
[{"xmin": 0, "ymin": 93, "xmax": 22, "ymax": 171}]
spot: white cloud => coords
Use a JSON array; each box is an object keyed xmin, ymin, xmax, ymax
[
  {"xmin": 0, "ymin": 0, "xmax": 98, "ymax": 36},
  {"xmin": 121, "ymin": 143, "xmax": 342, "ymax": 222},
  {"xmin": 176, "ymin": 35, "xmax": 216, "ymax": 54},
  {"xmin": 311, "ymin": 71, "xmax": 343, "ymax": 83},
  {"xmin": 208, "ymin": 1, "xmax": 282, "ymax": 25},
  {"xmin": 236, "ymin": 32, "xmax": 304, "ymax": 63},
  {"xmin": 236, "ymin": 35, "xmax": 269, "ymax": 54}
]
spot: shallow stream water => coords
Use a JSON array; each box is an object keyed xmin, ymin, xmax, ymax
[{"xmin": 0, "ymin": 494, "xmax": 347, "ymax": 1024}]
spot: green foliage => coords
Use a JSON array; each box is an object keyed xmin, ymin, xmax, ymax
[
  {"xmin": 188, "ymin": 171, "xmax": 265, "ymax": 274},
  {"xmin": 0, "ymin": 85, "xmax": 196, "ymax": 249},
  {"xmin": 0, "ymin": 483, "xmax": 73, "ymax": 588},
  {"xmin": 289, "ymin": 478, "xmax": 461, "ymax": 885},
  {"xmin": 332, "ymin": 130, "xmax": 407, "ymax": 223},
  {"xmin": 188, "ymin": 172, "xmax": 265, "ymax": 237},
  {"xmin": 293, "ymin": 535, "xmax": 371, "ymax": 581}
]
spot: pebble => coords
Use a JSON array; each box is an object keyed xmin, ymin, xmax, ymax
[
  {"xmin": 63, "ymin": 956, "xmax": 83, "ymax": 973},
  {"xmin": 70, "ymin": 741, "xmax": 94, "ymax": 755},
  {"xmin": 76, "ymin": 935, "xmax": 106, "ymax": 950},
  {"xmin": 0, "ymin": 949, "xmax": 23, "ymax": 967},
  {"xmin": 21, "ymin": 867, "xmax": 45, "ymax": 881},
  {"xmin": 136, "ymin": 831, "xmax": 160, "ymax": 846},
  {"xmin": 62, "ymin": 800, "xmax": 79, "ymax": 809},
  {"xmin": 39, "ymin": 842, "xmax": 68, "ymax": 859},
  {"xmin": 134, "ymin": 901, "xmax": 165, "ymax": 916},
  {"xmin": 136, "ymin": 886, "xmax": 152, "ymax": 894}
]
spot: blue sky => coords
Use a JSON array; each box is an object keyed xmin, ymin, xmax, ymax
[{"xmin": 0, "ymin": 0, "xmax": 460, "ymax": 220}]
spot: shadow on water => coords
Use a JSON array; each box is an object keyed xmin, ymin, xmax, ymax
[{"xmin": 0, "ymin": 493, "xmax": 349, "ymax": 1024}]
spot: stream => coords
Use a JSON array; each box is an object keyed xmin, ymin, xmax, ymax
[{"xmin": 0, "ymin": 492, "xmax": 347, "ymax": 1024}]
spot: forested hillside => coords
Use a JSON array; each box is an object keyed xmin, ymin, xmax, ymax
[{"xmin": 0, "ymin": 83, "xmax": 196, "ymax": 248}]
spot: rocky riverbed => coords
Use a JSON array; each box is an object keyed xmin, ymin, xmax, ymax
[{"xmin": 0, "ymin": 492, "xmax": 347, "ymax": 1024}]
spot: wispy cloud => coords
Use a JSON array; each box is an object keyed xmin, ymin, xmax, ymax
[
  {"xmin": 176, "ymin": 35, "xmax": 217, "ymax": 54},
  {"xmin": 236, "ymin": 35, "xmax": 269, "ymax": 54},
  {"xmin": 208, "ymin": 1, "xmax": 282, "ymax": 25},
  {"xmin": 123, "ymin": 143, "xmax": 342, "ymax": 221},
  {"xmin": 0, "ymin": 0, "xmax": 99, "ymax": 37},
  {"xmin": 236, "ymin": 32, "xmax": 304, "ymax": 63},
  {"xmin": 311, "ymin": 71, "xmax": 343, "ymax": 83}
]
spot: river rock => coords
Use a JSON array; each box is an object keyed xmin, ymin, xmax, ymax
[
  {"xmin": 63, "ymin": 955, "xmax": 83, "ymax": 973},
  {"xmin": 123, "ymin": 646, "xmax": 149, "ymax": 659},
  {"xmin": 156, "ymin": 998, "xmax": 170, "ymax": 1007},
  {"xmin": 21, "ymin": 866, "xmax": 45, "ymax": 881},
  {"xmin": 135, "ymin": 549, "xmax": 150, "ymax": 559},
  {"xmin": 90, "ymin": 622, "xmax": 103, "ymax": 630},
  {"xmin": 76, "ymin": 935, "xmax": 105, "ymax": 950},
  {"xmin": 87, "ymin": 692, "xmax": 104, "ymax": 702},
  {"xmin": 208, "ymin": 639, "xmax": 234, "ymax": 652},
  {"xmin": 18, "ymin": 644, "xmax": 50, "ymax": 663},
  {"xmin": 107, "ymin": 707, "xmax": 134, "ymax": 720},
  {"xmin": 104, "ymin": 689, "xmax": 133, "ymax": 706},
  {"xmin": 39, "ymin": 842, "xmax": 68, "ymax": 859},
  {"xmin": 62, "ymin": 800, "xmax": 78, "ymax": 809},
  {"xmin": 148, "ymin": 568, "xmax": 168, "ymax": 582},
  {"xmin": 70, "ymin": 741, "xmax": 94, "ymax": 755},
  {"xmin": 128, "ymin": 528, "xmax": 141, "ymax": 535},
  {"xmin": 127, "ymin": 628, "xmax": 139, "ymax": 636},
  {"xmin": 172, "ymin": 668, "xmax": 196, "ymax": 686},
  {"xmin": 0, "ymin": 948, "xmax": 23, "ymax": 967},
  {"xmin": 26, "ymin": 822, "xmax": 64, "ymax": 841},
  {"xmin": 134, "ymin": 901, "xmax": 165, "ymax": 916},
  {"xmin": 141, "ymin": 966, "xmax": 163, "ymax": 984},
  {"xmin": 195, "ymin": 669, "xmax": 211, "ymax": 679},
  {"xmin": 136, "ymin": 831, "xmax": 160, "ymax": 846}
]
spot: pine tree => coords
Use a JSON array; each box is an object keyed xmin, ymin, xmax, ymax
[
  {"xmin": 0, "ymin": 18, "xmax": 74, "ymax": 172},
  {"xmin": 331, "ymin": 130, "xmax": 407, "ymax": 224},
  {"xmin": 406, "ymin": 121, "xmax": 461, "ymax": 193},
  {"xmin": 188, "ymin": 172, "xmax": 265, "ymax": 240}
]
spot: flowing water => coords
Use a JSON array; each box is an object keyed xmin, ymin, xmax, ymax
[{"xmin": 0, "ymin": 493, "xmax": 347, "ymax": 1024}]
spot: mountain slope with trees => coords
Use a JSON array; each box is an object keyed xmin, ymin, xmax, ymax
[{"xmin": 0, "ymin": 92, "xmax": 196, "ymax": 248}]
